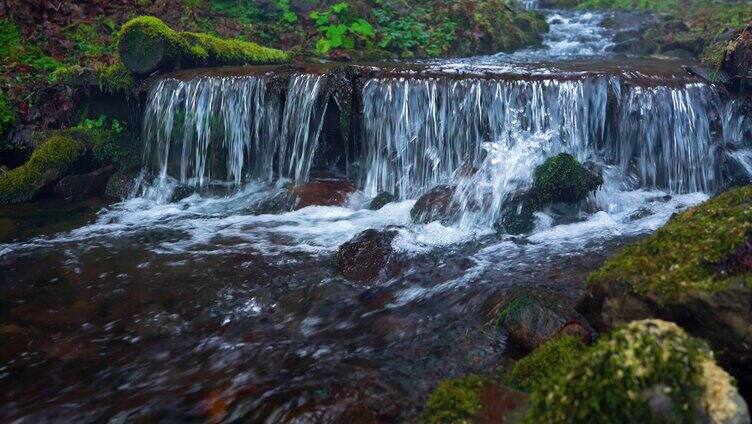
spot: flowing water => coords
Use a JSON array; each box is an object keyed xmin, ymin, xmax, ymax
[{"xmin": 2, "ymin": 6, "xmax": 752, "ymax": 423}]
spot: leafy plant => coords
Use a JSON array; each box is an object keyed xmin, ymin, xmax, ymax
[{"xmin": 309, "ymin": 2, "xmax": 374, "ymax": 54}]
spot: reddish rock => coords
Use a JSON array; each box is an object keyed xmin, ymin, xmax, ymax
[
  {"xmin": 479, "ymin": 383, "xmax": 528, "ymax": 424},
  {"xmin": 410, "ymin": 185, "xmax": 459, "ymax": 224},
  {"xmin": 336, "ymin": 228, "xmax": 399, "ymax": 284},
  {"xmin": 294, "ymin": 178, "xmax": 355, "ymax": 209}
]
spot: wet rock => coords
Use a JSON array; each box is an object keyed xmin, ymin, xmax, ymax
[
  {"xmin": 661, "ymin": 48, "xmax": 696, "ymax": 60},
  {"xmin": 250, "ymin": 189, "xmax": 297, "ymax": 215},
  {"xmin": 422, "ymin": 374, "xmax": 528, "ymax": 424},
  {"xmin": 170, "ymin": 185, "xmax": 195, "ymax": 202},
  {"xmin": 368, "ymin": 192, "xmax": 397, "ymax": 210},
  {"xmin": 294, "ymin": 178, "xmax": 355, "ymax": 209},
  {"xmin": 336, "ymin": 228, "xmax": 399, "ymax": 284},
  {"xmin": 411, "ymin": 185, "xmax": 460, "ymax": 224},
  {"xmin": 626, "ymin": 207, "xmax": 653, "ymax": 222},
  {"xmin": 613, "ymin": 30, "xmax": 642, "ymax": 44},
  {"xmin": 104, "ymin": 168, "xmax": 138, "ymax": 200},
  {"xmin": 54, "ymin": 165, "xmax": 115, "ymax": 201},
  {"xmin": 531, "ymin": 153, "xmax": 603, "ymax": 205},
  {"xmin": 494, "ymin": 288, "xmax": 594, "ymax": 352},
  {"xmin": 495, "ymin": 190, "xmax": 537, "ymax": 235},
  {"xmin": 720, "ymin": 26, "xmax": 752, "ymax": 93}
]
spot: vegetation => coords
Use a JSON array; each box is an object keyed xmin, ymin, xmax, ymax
[
  {"xmin": 505, "ymin": 335, "xmax": 586, "ymax": 392},
  {"xmin": 421, "ymin": 374, "xmax": 488, "ymax": 423},
  {"xmin": 589, "ymin": 185, "xmax": 752, "ymax": 301},
  {"xmin": 0, "ymin": 89, "xmax": 15, "ymax": 143},
  {"xmin": 525, "ymin": 319, "xmax": 740, "ymax": 424},
  {"xmin": 0, "ymin": 135, "xmax": 82, "ymax": 203}
]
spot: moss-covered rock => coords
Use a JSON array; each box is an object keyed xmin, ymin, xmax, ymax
[
  {"xmin": 532, "ymin": 153, "xmax": 602, "ymax": 205},
  {"xmin": 524, "ymin": 319, "xmax": 749, "ymax": 424},
  {"xmin": 582, "ymin": 185, "xmax": 752, "ymax": 391},
  {"xmin": 421, "ymin": 374, "xmax": 528, "ymax": 424},
  {"xmin": 49, "ymin": 63, "xmax": 135, "ymax": 93},
  {"xmin": 117, "ymin": 16, "xmax": 288, "ymax": 75},
  {"xmin": 0, "ymin": 135, "xmax": 82, "ymax": 204},
  {"xmin": 505, "ymin": 335, "xmax": 586, "ymax": 393}
]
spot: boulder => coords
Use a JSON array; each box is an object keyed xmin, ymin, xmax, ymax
[
  {"xmin": 581, "ymin": 185, "xmax": 752, "ymax": 392},
  {"xmin": 421, "ymin": 374, "xmax": 528, "ymax": 424},
  {"xmin": 410, "ymin": 185, "xmax": 460, "ymax": 224},
  {"xmin": 368, "ymin": 191, "xmax": 397, "ymax": 210},
  {"xmin": 525, "ymin": 319, "xmax": 750, "ymax": 424},
  {"xmin": 54, "ymin": 165, "xmax": 115, "ymax": 201},
  {"xmin": 495, "ymin": 190, "xmax": 538, "ymax": 235},
  {"xmin": 504, "ymin": 335, "xmax": 586, "ymax": 393},
  {"xmin": 294, "ymin": 178, "xmax": 355, "ymax": 209},
  {"xmin": 104, "ymin": 169, "xmax": 138, "ymax": 200},
  {"xmin": 494, "ymin": 288, "xmax": 594, "ymax": 352},
  {"xmin": 531, "ymin": 153, "xmax": 602, "ymax": 205},
  {"xmin": 336, "ymin": 228, "xmax": 398, "ymax": 284}
]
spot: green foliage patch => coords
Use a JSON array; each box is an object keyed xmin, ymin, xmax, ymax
[{"xmin": 505, "ymin": 335, "xmax": 586, "ymax": 392}]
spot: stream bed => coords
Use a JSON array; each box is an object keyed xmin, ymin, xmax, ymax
[{"xmin": 2, "ymin": 7, "xmax": 751, "ymax": 423}]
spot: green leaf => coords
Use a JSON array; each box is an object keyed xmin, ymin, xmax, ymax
[
  {"xmin": 349, "ymin": 19, "xmax": 374, "ymax": 37},
  {"xmin": 342, "ymin": 35, "xmax": 355, "ymax": 49},
  {"xmin": 282, "ymin": 11, "xmax": 298, "ymax": 23},
  {"xmin": 332, "ymin": 2, "xmax": 349, "ymax": 14},
  {"xmin": 315, "ymin": 38, "xmax": 332, "ymax": 54}
]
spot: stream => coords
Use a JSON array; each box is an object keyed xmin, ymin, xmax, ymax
[{"xmin": 2, "ymin": 6, "xmax": 751, "ymax": 423}]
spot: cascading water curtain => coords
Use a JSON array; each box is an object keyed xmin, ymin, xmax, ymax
[
  {"xmin": 359, "ymin": 77, "xmax": 609, "ymax": 202},
  {"xmin": 141, "ymin": 76, "xmax": 280, "ymax": 189},
  {"xmin": 140, "ymin": 73, "xmax": 330, "ymax": 198},
  {"xmin": 609, "ymin": 82, "xmax": 722, "ymax": 193}
]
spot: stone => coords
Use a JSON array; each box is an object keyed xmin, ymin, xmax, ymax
[
  {"xmin": 54, "ymin": 165, "xmax": 115, "ymax": 201},
  {"xmin": 368, "ymin": 192, "xmax": 397, "ymax": 210},
  {"xmin": 294, "ymin": 178, "xmax": 355, "ymax": 209},
  {"xmin": 336, "ymin": 228, "xmax": 399, "ymax": 284},
  {"xmin": 104, "ymin": 168, "xmax": 138, "ymax": 200},
  {"xmin": 494, "ymin": 288, "xmax": 594, "ymax": 352},
  {"xmin": 410, "ymin": 185, "xmax": 460, "ymax": 224}
]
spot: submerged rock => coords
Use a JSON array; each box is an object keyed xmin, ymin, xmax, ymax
[
  {"xmin": 494, "ymin": 288, "xmax": 594, "ymax": 352},
  {"xmin": 421, "ymin": 374, "xmax": 528, "ymax": 424},
  {"xmin": 368, "ymin": 191, "xmax": 397, "ymax": 210},
  {"xmin": 525, "ymin": 319, "xmax": 750, "ymax": 424},
  {"xmin": 411, "ymin": 185, "xmax": 460, "ymax": 224},
  {"xmin": 294, "ymin": 178, "xmax": 355, "ymax": 209},
  {"xmin": 54, "ymin": 165, "xmax": 115, "ymax": 201},
  {"xmin": 581, "ymin": 185, "xmax": 752, "ymax": 393},
  {"xmin": 336, "ymin": 228, "xmax": 399, "ymax": 284}
]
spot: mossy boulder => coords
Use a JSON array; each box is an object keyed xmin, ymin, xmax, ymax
[
  {"xmin": 49, "ymin": 63, "xmax": 135, "ymax": 94},
  {"xmin": 117, "ymin": 16, "xmax": 288, "ymax": 75},
  {"xmin": 531, "ymin": 153, "xmax": 602, "ymax": 205},
  {"xmin": 0, "ymin": 135, "xmax": 82, "ymax": 204},
  {"xmin": 582, "ymin": 185, "xmax": 752, "ymax": 385},
  {"xmin": 421, "ymin": 374, "xmax": 528, "ymax": 424},
  {"xmin": 504, "ymin": 335, "xmax": 586, "ymax": 393},
  {"xmin": 525, "ymin": 319, "xmax": 749, "ymax": 424}
]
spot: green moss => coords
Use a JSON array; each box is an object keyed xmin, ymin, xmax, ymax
[
  {"xmin": 0, "ymin": 89, "xmax": 16, "ymax": 140},
  {"xmin": 0, "ymin": 135, "xmax": 82, "ymax": 204},
  {"xmin": 180, "ymin": 31, "xmax": 289, "ymax": 65},
  {"xmin": 588, "ymin": 185, "xmax": 752, "ymax": 301},
  {"xmin": 97, "ymin": 63, "xmax": 135, "ymax": 93},
  {"xmin": 525, "ymin": 320, "xmax": 711, "ymax": 423},
  {"xmin": 0, "ymin": 18, "xmax": 61, "ymax": 72},
  {"xmin": 117, "ymin": 16, "xmax": 288, "ymax": 73},
  {"xmin": 532, "ymin": 153, "xmax": 602, "ymax": 205},
  {"xmin": 505, "ymin": 335, "xmax": 586, "ymax": 392},
  {"xmin": 421, "ymin": 374, "xmax": 487, "ymax": 424},
  {"xmin": 65, "ymin": 116, "xmax": 136, "ymax": 170}
]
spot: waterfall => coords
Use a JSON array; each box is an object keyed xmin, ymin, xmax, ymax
[
  {"xmin": 140, "ymin": 74, "xmax": 328, "ymax": 198},
  {"xmin": 137, "ymin": 67, "xmax": 750, "ymax": 227}
]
